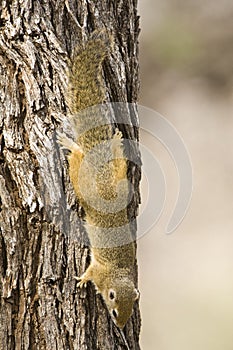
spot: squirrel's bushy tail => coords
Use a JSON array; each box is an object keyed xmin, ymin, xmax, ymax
[
  {"xmin": 68, "ymin": 30, "xmax": 112, "ymax": 114},
  {"xmin": 67, "ymin": 30, "xmax": 114, "ymax": 151}
]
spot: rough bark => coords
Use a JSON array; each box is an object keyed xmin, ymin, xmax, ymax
[{"xmin": 0, "ymin": 1, "xmax": 141, "ymax": 349}]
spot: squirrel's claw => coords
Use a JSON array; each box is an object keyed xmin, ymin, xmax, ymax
[{"xmin": 74, "ymin": 275, "xmax": 88, "ymax": 288}]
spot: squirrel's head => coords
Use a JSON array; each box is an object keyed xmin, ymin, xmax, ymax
[{"xmin": 102, "ymin": 278, "xmax": 139, "ymax": 329}]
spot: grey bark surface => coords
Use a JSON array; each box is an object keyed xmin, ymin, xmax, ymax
[{"xmin": 0, "ymin": 1, "xmax": 141, "ymax": 349}]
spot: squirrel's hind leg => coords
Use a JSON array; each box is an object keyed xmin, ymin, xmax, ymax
[{"xmin": 57, "ymin": 131, "xmax": 82, "ymax": 153}]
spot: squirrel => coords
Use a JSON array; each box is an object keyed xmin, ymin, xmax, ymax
[{"xmin": 58, "ymin": 30, "xmax": 139, "ymax": 330}]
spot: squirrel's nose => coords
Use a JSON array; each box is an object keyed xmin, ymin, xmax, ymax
[{"xmin": 115, "ymin": 320, "xmax": 126, "ymax": 329}]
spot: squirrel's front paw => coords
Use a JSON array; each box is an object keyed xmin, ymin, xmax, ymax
[
  {"xmin": 74, "ymin": 274, "xmax": 88, "ymax": 288},
  {"xmin": 74, "ymin": 265, "xmax": 93, "ymax": 288}
]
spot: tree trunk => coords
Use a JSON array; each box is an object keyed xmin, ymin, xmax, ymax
[{"xmin": 0, "ymin": 1, "xmax": 141, "ymax": 349}]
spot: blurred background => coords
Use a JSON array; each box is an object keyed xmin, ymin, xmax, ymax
[{"xmin": 137, "ymin": 1, "xmax": 233, "ymax": 349}]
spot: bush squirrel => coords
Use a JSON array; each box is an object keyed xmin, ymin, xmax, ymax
[{"xmin": 59, "ymin": 30, "xmax": 139, "ymax": 329}]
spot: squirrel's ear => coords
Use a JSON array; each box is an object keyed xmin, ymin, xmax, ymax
[{"xmin": 134, "ymin": 289, "xmax": 140, "ymax": 301}]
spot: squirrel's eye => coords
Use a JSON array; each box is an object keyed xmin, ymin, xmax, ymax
[
  {"xmin": 109, "ymin": 290, "xmax": 115, "ymax": 300},
  {"xmin": 112, "ymin": 309, "xmax": 118, "ymax": 318}
]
